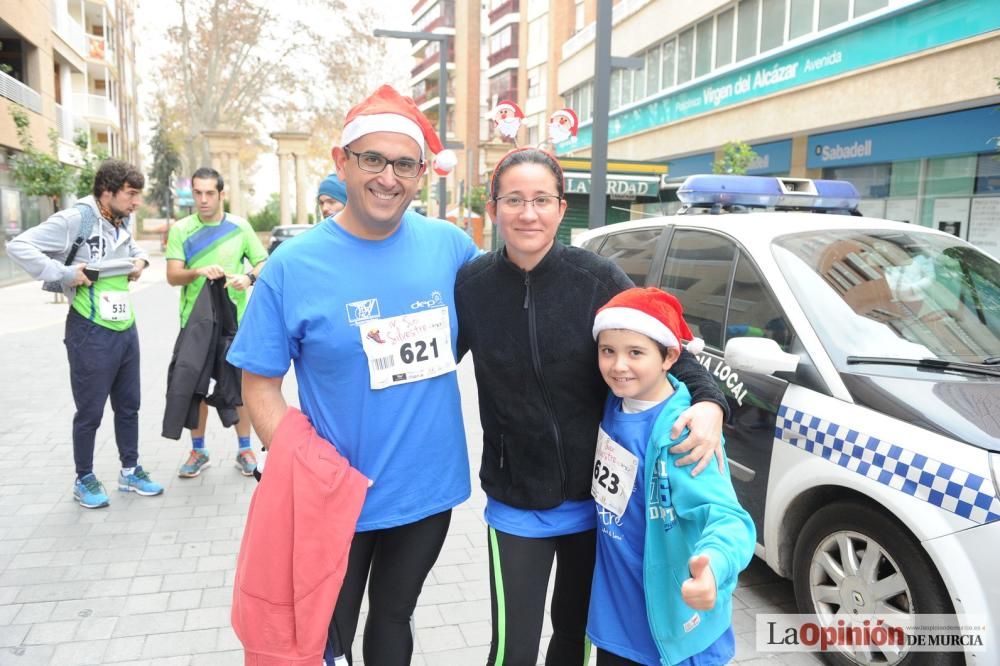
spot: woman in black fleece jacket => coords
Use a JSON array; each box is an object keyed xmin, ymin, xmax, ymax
[{"xmin": 455, "ymin": 147, "xmax": 729, "ymax": 666}]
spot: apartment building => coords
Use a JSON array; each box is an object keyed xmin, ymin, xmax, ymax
[
  {"xmin": 408, "ymin": 0, "xmax": 482, "ymax": 221},
  {"xmin": 556, "ymin": 0, "xmax": 1000, "ymax": 251},
  {"xmin": 1, "ymin": 0, "xmax": 140, "ymax": 241}
]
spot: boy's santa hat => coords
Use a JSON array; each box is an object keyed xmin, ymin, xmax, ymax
[
  {"xmin": 341, "ymin": 84, "xmax": 455, "ymax": 174},
  {"xmin": 592, "ymin": 287, "xmax": 704, "ymax": 355},
  {"xmin": 550, "ymin": 108, "xmax": 579, "ymax": 136},
  {"xmin": 494, "ymin": 101, "xmax": 524, "ymax": 118}
]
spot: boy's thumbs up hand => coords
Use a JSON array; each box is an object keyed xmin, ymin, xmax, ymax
[{"xmin": 681, "ymin": 554, "xmax": 717, "ymax": 610}]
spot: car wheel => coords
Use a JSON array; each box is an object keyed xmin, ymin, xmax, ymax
[{"xmin": 792, "ymin": 500, "xmax": 962, "ymax": 666}]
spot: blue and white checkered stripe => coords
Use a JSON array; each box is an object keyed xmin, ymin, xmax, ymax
[{"xmin": 776, "ymin": 405, "xmax": 1000, "ymax": 525}]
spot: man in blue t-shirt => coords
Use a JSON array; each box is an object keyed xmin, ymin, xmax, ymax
[{"xmin": 227, "ymin": 85, "xmax": 474, "ymax": 666}]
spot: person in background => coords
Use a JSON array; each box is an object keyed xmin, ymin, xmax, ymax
[
  {"xmin": 7, "ymin": 159, "xmax": 163, "ymax": 508},
  {"xmin": 318, "ymin": 172, "xmax": 347, "ymax": 219},
  {"xmin": 165, "ymin": 167, "xmax": 268, "ymax": 478}
]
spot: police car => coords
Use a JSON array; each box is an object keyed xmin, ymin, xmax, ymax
[{"xmin": 575, "ymin": 175, "xmax": 1000, "ymax": 666}]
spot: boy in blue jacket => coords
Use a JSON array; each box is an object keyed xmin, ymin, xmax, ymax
[{"xmin": 587, "ymin": 287, "xmax": 756, "ymax": 666}]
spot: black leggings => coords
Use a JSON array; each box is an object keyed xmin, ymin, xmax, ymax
[
  {"xmin": 597, "ymin": 649, "xmax": 645, "ymax": 666},
  {"xmin": 328, "ymin": 509, "xmax": 452, "ymax": 665},
  {"xmin": 486, "ymin": 527, "xmax": 596, "ymax": 666}
]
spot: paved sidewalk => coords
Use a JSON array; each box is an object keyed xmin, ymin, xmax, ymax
[{"xmin": 0, "ymin": 244, "xmax": 816, "ymax": 665}]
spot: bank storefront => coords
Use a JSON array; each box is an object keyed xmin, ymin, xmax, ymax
[{"xmin": 808, "ymin": 106, "xmax": 1000, "ymax": 257}]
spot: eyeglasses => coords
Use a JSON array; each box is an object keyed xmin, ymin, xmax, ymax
[
  {"xmin": 344, "ymin": 148, "xmax": 424, "ymax": 179},
  {"xmin": 494, "ymin": 195, "xmax": 562, "ymax": 212}
]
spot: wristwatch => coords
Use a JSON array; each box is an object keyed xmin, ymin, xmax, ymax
[{"xmin": 246, "ymin": 271, "xmax": 257, "ymax": 286}]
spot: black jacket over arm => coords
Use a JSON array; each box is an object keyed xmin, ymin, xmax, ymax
[
  {"xmin": 456, "ymin": 241, "xmax": 727, "ymax": 510},
  {"xmin": 162, "ymin": 278, "xmax": 242, "ymax": 439}
]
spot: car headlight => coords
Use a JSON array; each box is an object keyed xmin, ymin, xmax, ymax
[{"xmin": 991, "ymin": 453, "xmax": 1000, "ymax": 498}]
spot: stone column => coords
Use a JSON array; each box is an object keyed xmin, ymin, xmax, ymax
[
  {"xmin": 270, "ymin": 131, "xmax": 312, "ymax": 226},
  {"xmin": 294, "ymin": 153, "xmax": 307, "ymax": 225},
  {"xmin": 276, "ymin": 152, "xmax": 291, "ymax": 227},
  {"xmin": 227, "ymin": 153, "xmax": 242, "ymax": 217},
  {"xmin": 202, "ymin": 129, "xmax": 246, "ymax": 216}
]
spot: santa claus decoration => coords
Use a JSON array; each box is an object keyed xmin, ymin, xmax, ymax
[
  {"xmin": 492, "ymin": 100, "xmax": 524, "ymax": 143},
  {"xmin": 547, "ymin": 108, "xmax": 579, "ymax": 145}
]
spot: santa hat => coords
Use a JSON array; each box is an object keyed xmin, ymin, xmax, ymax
[
  {"xmin": 592, "ymin": 287, "xmax": 705, "ymax": 355},
  {"xmin": 495, "ymin": 101, "xmax": 524, "ymax": 118},
  {"xmin": 341, "ymin": 84, "xmax": 455, "ymax": 174},
  {"xmin": 550, "ymin": 108, "xmax": 579, "ymax": 136}
]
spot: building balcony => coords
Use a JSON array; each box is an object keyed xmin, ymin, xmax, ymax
[
  {"xmin": 54, "ymin": 102, "xmax": 90, "ymax": 143},
  {"xmin": 73, "ymin": 93, "xmax": 119, "ymax": 126},
  {"xmin": 86, "ymin": 35, "xmax": 116, "ymax": 66},
  {"xmin": 488, "ymin": 0, "xmax": 519, "ymax": 24},
  {"xmin": 410, "ymin": 45, "xmax": 455, "ymax": 79},
  {"xmin": 52, "ymin": 5, "xmax": 88, "ymax": 58},
  {"xmin": 488, "ymin": 40, "xmax": 519, "ymax": 69},
  {"xmin": 0, "ymin": 71, "xmax": 42, "ymax": 114}
]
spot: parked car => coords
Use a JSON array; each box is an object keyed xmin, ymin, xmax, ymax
[
  {"xmin": 268, "ymin": 224, "xmax": 314, "ymax": 253},
  {"xmin": 576, "ymin": 175, "xmax": 1000, "ymax": 666}
]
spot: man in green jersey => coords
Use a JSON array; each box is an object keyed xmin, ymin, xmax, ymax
[
  {"xmin": 7, "ymin": 160, "xmax": 164, "ymax": 508},
  {"xmin": 165, "ymin": 167, "xmax": 267, "ymax": 478}
]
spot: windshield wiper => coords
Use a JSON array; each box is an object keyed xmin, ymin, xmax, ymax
[
  {"xmin": 983, "ymin": 356, "xmax": 1000, "ymax": 365},
  {"xmin": 846, "ymin": 356, "xmax": 1000, "ymax": 378}
]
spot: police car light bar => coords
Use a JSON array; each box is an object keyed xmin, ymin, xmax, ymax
[{"xmin": 677, "ymin": 175, "xmax": 860, "ymax": 211}]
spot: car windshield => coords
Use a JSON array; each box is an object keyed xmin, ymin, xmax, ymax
[{"xmin": 772, "ymin": 229, "xmax": 1000, "ymax": 367}]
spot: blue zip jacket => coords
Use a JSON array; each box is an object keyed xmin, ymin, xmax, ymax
[{"xmin": 643, "ymin": 376, "xmax": 756, "ymax": 665}]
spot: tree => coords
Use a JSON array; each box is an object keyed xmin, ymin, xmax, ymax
[
  {"xmin": 7, "ymin": 106, "xmax": 73, "ymax": 207},
  {"xmin": 73, "ymin": 130, "xmax": 109, "ymax": 199},
  {"xmin": 467, "ymin": 185, "xmax": 487, "ymax": 216},
  {"xmin": 248, "ymin": 193, "xmax": 280, "ymax": 232},
  {"xmin": 712, "ymin": 141, "xmax": 759, "ymax": 175},
  {"xmin": 148, "ymin": 115, "xmax": 183, "ymax": 218},
  {"xmin": 148, "ymin": 0, "xmax": 391, "ymax": 194}
]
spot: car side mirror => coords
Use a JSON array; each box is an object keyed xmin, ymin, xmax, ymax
[{"xmin": 724, "ymin": 337, "xmax": 800, "ymax": 376}]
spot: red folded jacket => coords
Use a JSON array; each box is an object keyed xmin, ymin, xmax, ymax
[{"xmin": 232, "ymin": 407, "xmax": 368, "ymax": 665}]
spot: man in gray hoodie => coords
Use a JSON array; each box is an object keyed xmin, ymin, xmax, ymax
[{"xmin": 7, "ymin": 159, "xmax": 164, "ymax": 508}]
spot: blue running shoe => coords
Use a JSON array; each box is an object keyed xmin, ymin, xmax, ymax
[
  {"xmin": 235, "ymin": 450, "xmax": 257, "ymax": 477},
  {"xmin": 74, "ymin": 474, "xmax": 109, "ymax": 509},
  {"xmin": 178, "ymin": 450, "xmax": 211, "ymax": 478},
  {"xmin": 118, "ymin": 466, "xmax": 164, "ymax": 496}
]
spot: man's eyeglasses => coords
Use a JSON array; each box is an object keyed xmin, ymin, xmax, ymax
[
  {"xmin": 344, "ymin": 148, "xmax": 424, "ymax": 179},
  {"xmin": 493, "ymin": 195, "xmax": 562, "ymax": 212}
]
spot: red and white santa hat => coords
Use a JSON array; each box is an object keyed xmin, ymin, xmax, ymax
[
  {"xmin": 550, "ymin": 108, "xmax": 579, "ymax": 136},
  {"xmin": 341, "ymin": 84, "xmax": 456, "ymax": 174},
  {"xmin": 495, "ymin": 100, "xmax": 524, "ymax": 118},
  {"xmin": 592, "ymin": 287, "xmax": 704, "ymax": 355}
]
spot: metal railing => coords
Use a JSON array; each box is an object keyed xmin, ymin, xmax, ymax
[
  {"xmin": 72, "ymin": 93, "xmax": 119, "ymax": 125},
  {"xmin": 54, "ymin": 103, "xmax": 90, "ymax": 143},
  {"xmin": 0, "ymin": 71, "xmax": 42, "ymax": 114},
  {"xmin": 51, "ymin": 3, "xmax": 88, "ymax": 57}
]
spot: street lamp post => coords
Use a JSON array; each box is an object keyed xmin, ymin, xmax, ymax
[
  {"xmin": 373, "ymin": 28, "xmax": 451, "ymax": 220},
  {"xmin": 590, "ymin": 1, "xmax": 642, "ymax": 229}
]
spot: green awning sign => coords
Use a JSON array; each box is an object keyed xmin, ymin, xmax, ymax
[{"xmin": 564, "ymin": 173, "xmax": 660, "ymax": 200}]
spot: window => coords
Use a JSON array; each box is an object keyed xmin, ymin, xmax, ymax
[
  {"xmin": 610, "ymin": 69, "xmax": 622, "ymax": 109},
  {"xmin": 597, "ymin": 229, "xmax": 662, "ymax": 285},
  {"xmin": 976, "ymin": 153, "xmax": 1000, "ymax": 194},
  {"xmin": 634, "ymin": 55, "xmax": 647, "ymax": 100},
  {"xmin": 661, "ymin": 38, "xmax": 676, "ymax": 89},
  {"xmin": 659, "ymin": 230, "xmax": 737, "ymax": 349},
  {"xmin": 490, "ymin": 26, "xmax": 512, "ymax": 53},
  {"xmin": 760, "ymin": 0, "xmax": 786, "ymax": 52},
  {"xmin": 621, "ymin": 67, "xmax": 633, "ymax": 106},
  {"xmin": 818, "ymin": 0, "xmax": 849, "ymax": 30},
  {"xmin": 677, "ymin": 28, "xmax": 694, "ymax": 84},
  {"xmin": 789, "ymin": 0, "xmax": 815, "ymax": 39},
  {"xmin": 528, "ymin": 18, "xmax": 548, "ymax": 55},
  {"xmin": 645, "ymin": 45, "xmax": 660, "ymax": 96},
  {"xmin": 736, "ymin": 0, "xmax": 759, "ymax": 62},
  {"xmin": 824, "ymin": 164, "xmax": 892, "ymax": 199},
  {"xmin": 695, "ymin": 19, "xmax": 714, "ymax": 78},
  {"xmin": 854, "ymin": 0, "xmax": 888, "ymax": 18},
  {"xmin": 575, "ymin": 0, "xmax": 585, "ymax": 33},
  {"xmin": 715, "ymin": 8, "xmax": 734, "ymax": 67},
  {"xmin": 579, "ymin": 83, "xmax": 592, "ymax": 121},
  {"xmin": 527, "ymin": 66, "xmax": 545, "ymax": 99},
  {"xmin": 728, "ymin": 252, "xmax": 795, "ymax": 352}
]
